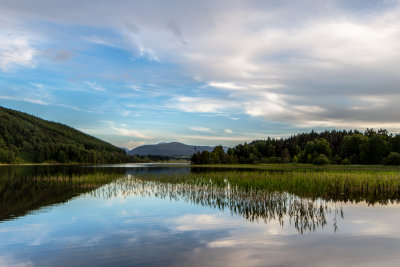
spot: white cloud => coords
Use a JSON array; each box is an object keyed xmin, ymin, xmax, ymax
[
  {"xmin": 111, "ymin": 126, "xmax": 150, "ymax": 139},
  {"xmin": 208, "ymin": 81, "xmax": 247, "ymax": 90},
  {"xmin": 0, "ymin": 95, "xmax": 82, "ymax": 111},
  {"xmin": 208, "ymin": 81, "xmax": 283, "ymax": 91},
  {"xmin": 189, "ymin": 126, "xmax": 213, "ymax": 133},
  {"xmin": 125, "ymin": 141, "xmax": 146, "ymax": 149},
  {"xmin": 0, "ymin": 33, "xmax": 37, "ymax": 71},
  {"xmin": 179, "ymin": 134, "xmax": 253, "ymax": 143},
  {"xmin": 98, "ymin": 121, "xmax": 152, "ymax": 139},
  {"xmin": 224, "ymin": 129, "xmax": 233, "ymax": 134},
  {"xmin": 171, "ymin": 96, "xmax": 238, "ymax": 114},
  {"xmin": 0, "ymin": 95, "xmax": 48, "ymax": 105},
  {"xmin": 128, "ymin": 84, "xmax": 144, "ymax": 92},
  {"xmin": 82, "ymin": 35, "xmax": 121, "ymax": 48},
  {"xmin": 85, "ymin": 81, "xmax": 106, "ymax": 92},
  {"xmin": 2, "ymin": 1, "xmax": 400, "ymax": 129}
]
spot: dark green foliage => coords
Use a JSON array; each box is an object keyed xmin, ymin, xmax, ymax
[
  {"xmin": 211, "ymin": 145, "xmax": 226, "ymax": 163},
  {"xmin": 0, "ymin": 106, "xmax": 127, "ymax": 164},
  {"xmin": 382, "ymin": 152, "xmax": 400, "ymax": 165},
  {"xmin": 191, "ymin": 128, "xmax": 400, "ymax": 165},
  {"xmin": 305, "ymin": 138, "xmax": 331, "ymax": 157},
  {"xmin": 340, "ymin": 134, "xmax": 365, "ymax": 163},
  {"xmin": 332, "ymin": 154, "xmax": 342, "ymax": 164},
  {"xmin": 341, "ymin": 158, "xmax": 351, "ymax": 165},
  {"xmin": 359, "ymin": 133, "xmax": 388, "ymax": 164},
  {"xmin": 313, "ymin": 154, "xmax": 329, "ymax": 165},
  {"xmin": 0, "ymin": 149, "xmax": 15, "ymax": 163}
]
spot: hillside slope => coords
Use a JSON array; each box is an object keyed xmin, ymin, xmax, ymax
[
  {"xmin": 0, "ymin": 106, "xmax": 126, "ymax": 163},
  {"xmin": 128, "ymin": 142, "xmax": 227, "ymax": 158}
]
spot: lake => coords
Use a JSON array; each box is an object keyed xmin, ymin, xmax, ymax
[{"xmin": 1, "ymin": 164, "xmax": 400, "ymax": 266}]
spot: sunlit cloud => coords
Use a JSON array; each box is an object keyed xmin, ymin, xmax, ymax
[
  {"xmin": 171, "ymin": 96, "xmax": 238, "ymax": 114},
  {"xmin": 124, "ymin": 141, "xmax": 146, "ymax": 150},
  {"xmin": 0, "ymin": 33, "xmax": 37, "ymax": 71},
  {"xmin": 111, "ymin": 127, "xmax": 148, "ymax": 139}
]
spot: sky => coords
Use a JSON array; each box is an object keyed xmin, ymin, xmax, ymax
[{"xmin": 1, "ymin": 0, "xmax": 400, "ymax": 149}]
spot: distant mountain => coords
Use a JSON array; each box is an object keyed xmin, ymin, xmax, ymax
[
  {"xmin": 0, "ymin": 106, "xmax": 126, "ymax": 163},
  {"xmin": 128, "ymin": 142, "xmax": 228, "ymax": 158}
]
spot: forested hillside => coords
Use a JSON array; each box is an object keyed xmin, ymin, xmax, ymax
[
  {"xmin": 0, "ymin": 106, "xmax": 127, "ymax": 164},
  {"xmin": 192, "ymin": 129, "xmax": 400, "ymax": 165}
]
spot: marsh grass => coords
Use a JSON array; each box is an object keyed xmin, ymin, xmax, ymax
[
  {"xmin": 32, "ymin": 173, "xmax": 120, "ymax": 188},
  {"xmin": 134, "ymin": 169, "xmax": 400, "ymax": 204}
]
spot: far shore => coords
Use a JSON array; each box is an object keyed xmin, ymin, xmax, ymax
[
  {"xmin": 0, "ymin": 160, "xmax": 191, "ymax": 166},
  {"xmin": 2, "ymin": 162, "xmax": 400, "ymax": 171}
]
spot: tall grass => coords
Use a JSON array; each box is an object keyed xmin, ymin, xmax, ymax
[{"xmin": 134, "ymin": 170, "xmax": 400, "ymax": 204}]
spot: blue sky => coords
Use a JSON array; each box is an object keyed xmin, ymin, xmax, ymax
[{"xmin": 1, "ymin": 0, "xmax": 400, "ymax": 149}]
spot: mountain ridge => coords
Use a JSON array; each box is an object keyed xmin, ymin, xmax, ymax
[{"xmin": 128, "ymin": 142, "xmax": 228, "ymax": 158}]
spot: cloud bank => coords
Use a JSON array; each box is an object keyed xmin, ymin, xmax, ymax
[{"xmin": 1, "ymin": 0, "xmax": 400, "ymax": 138}]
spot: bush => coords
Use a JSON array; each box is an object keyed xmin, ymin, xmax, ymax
[
  {"xmin": 313, "ymin": 154, "xmax": 329, "ymax": 165},
  {"xmin": 382, "ymin": 152, "xmax": 400, "ymax": 165},
  {"xmin": 341, "ymin": 158, "xmax": 351, "ymax": 165},
  {"xmin": 268, "ymin": 157, "xmax": 283, "ymax": 163},
  {"xmin": 332, "ymin": 154, "xmax": 342, "ymax": 164}
]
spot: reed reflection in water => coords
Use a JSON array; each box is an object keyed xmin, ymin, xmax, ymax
[{"xmin": 91, "ymin": 175, "xmax": 343, "ymax": 233}]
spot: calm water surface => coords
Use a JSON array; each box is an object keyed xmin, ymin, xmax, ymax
[{"xmin": 0, "ymin": 164, "xmax": 399, "ymax": 266}]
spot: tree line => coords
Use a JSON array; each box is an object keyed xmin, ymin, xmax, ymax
[{"xmin": 191, "ymin": 129, "xmax": 400, "ymax": 165}]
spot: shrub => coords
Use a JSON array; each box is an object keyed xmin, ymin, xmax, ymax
[
  {"xmin": 341, "ymin": 158, "xmax": 351, "ymax": 165},
  {"xmin": 332, "ymin": 154, "xmax": 342, "ymax": 164},
  {"xmin": 382, "ymin": 152, "xmax": 400, "ymax": 165},
  {"xmin": 313, "ymin": 154, "xmax": 329, "ymax": 165},
  {"xmin": 269, "ymin": 157, "xmax": 283, "ymax": 163}
]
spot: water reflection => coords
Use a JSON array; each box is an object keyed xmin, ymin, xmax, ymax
[
  {"xmin": 1, "ymin": 166, "xmax": 400, "ymax": 266},
  {"xmin": 92, "ymin": 175, "xmax": 343, "ymax": 233},
  {"xmin": 3, "ymin": 165, "xmax": 398, "ymax": 233},
  {"xmin": 0, "ymin": 165, "xmax": 188, "ymax": 221}
]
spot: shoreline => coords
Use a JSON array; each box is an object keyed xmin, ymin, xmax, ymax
[{"xmin": 2, "ymin": 162, "xmax": 399, "ymax": 171}]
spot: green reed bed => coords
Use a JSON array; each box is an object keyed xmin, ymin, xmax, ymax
[
  {"xmin": 136, "ymin": 170, "xmax": 400, "ymax": 204},
  {"xmin": 31, "ymin": 173, "xmax": 122, "ymax": 188}
]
